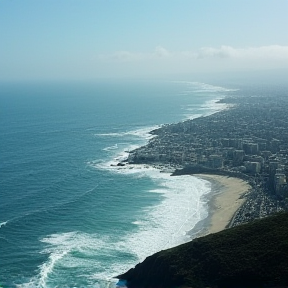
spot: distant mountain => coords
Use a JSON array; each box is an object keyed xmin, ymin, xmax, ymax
[{"xmin": 117, "ymin": 212, "xmax": 288, "ymax": 288}]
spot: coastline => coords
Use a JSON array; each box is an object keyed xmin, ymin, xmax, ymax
[
  {"xmin": 125, "ymin": 93, "xmax": 243, "ymax": 238},
  {"xmin": 115, "ymin": 83, "xmax": 288, "ymax": 287},
  {"xmin": 191, "ymin": 174, "xmax": 251, "ymax": 237}
]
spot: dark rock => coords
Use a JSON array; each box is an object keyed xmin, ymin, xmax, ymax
[{"xmin": 117, "ymin": 212, "xmax": 288, "ymax": 288}]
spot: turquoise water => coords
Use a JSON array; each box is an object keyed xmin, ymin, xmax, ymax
[{"xmin": 0, "ymin": 80, "xmax": 234, "ymax": 287}]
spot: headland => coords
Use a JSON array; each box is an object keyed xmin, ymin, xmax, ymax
[{"xmin": 117, "ymin": 212, "xmax": 288, "ymax": 288}]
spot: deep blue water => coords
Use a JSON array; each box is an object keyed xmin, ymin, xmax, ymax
[{"xmin": 1, "ymin": 80, "xmax": 235, "ymax": 287}]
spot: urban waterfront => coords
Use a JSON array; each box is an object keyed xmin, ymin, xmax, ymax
[{"xmin": 124, "ymin": 84, "xmax": 288, "ymax": 226}]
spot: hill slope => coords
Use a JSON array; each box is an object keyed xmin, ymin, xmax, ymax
[{"xmin": 117, "ymin": 212, "xmax": 288, "ymax": 288}]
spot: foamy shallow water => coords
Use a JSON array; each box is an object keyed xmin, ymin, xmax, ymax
[
  {"xmin": 25, "ymin": 132, "xmax": 212, "ymax": 287},
  {"xmin": 24, "ymin": 168, "xmax": 211, "ymax": 288},
  {"xmin": 85, "ymin": 128, "xmax": 212, "ymax": 286},
  {"xmin": 1, "ymin": 80, "xmax": 235, "ymax": 288}
]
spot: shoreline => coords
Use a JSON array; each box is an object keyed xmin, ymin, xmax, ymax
[{"xmin": 190, "ymin": 174, "xmax": 251, "ymax": 237}]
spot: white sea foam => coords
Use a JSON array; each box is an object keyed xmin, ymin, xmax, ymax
[
  {"xmin": 175, "ymin": 81, "xmax": 233, "ymax": 120},
  {"xmin": 18, "ymin": 232, "xmax": 119, "ymax": 287},
  {"xmin": 94, "ymin": 125, "xmax": 160, "ymax": 139},
  {"xmin": 94, "ymin": 101, "xmax": 229, "ymax": 170},
  {"xmin": 95, "ymin": 132, "xmax": 125, "ymax": 137},
  {"xmin": 103, "ymin": 144, "xmax": 118, "ymax": 151},
  {"xmin": 108, "ymin": 165, "xmax": 210, "ymax": 252},
  {"xmin": 28, "ymin": 232, "xmax": 134, "ymax": 287},
  {"xmin": 183, "ymin": 112, "xmax": 203, "ymax": 120},
  {"xmin": 173, "ymin": 81, "xmax": 238, "ymax": 93},
  {"xmin": 183, "ymin": 96, "xmax": 228, "ymax": 120},
  {"xmin": 129, "ymin": 172, "xmax": 210, "ymax": 258},
  {"xmin": 24, "ymin": 138, "xmax": 212, "ymax": 287},
  {"xmin": 93, "ymin": 126, "xmax": 160, "ymax": 169},
  {"xmin": 25, "ymin": 170, "xmax": 210, "ymax": 287},
  {"xmin": 0, "ymin": 220, "xmax": 8, "ymax": 228},
  {"xmin": 89, "ymin": 143, "xmax": 139, "ymax": 170},
  {"xmin": 202, "ymin": 97, "xmax": 230, "ymax": 115}
]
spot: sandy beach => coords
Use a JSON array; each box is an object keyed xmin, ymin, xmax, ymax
[{"xmin": 195, "ymin": 174, "xmax": 251, "ymax": 235}]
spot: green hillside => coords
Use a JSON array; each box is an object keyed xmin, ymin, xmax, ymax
[{"xmin": 117, "ymin": 212, "xmax": 288, "ymax": 288}]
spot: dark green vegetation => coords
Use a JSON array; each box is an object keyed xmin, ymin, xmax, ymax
[{"xmin": 117, "ymin": 212, "xmax": 288, "ymax": 288}]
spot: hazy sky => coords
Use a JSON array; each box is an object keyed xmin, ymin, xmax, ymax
[{"xmin": 1, "ymin": 0, "xmax": 288, "ymax": 81}]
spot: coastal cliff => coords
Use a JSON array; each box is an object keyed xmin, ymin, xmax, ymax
[{"xmin": 117, "ymin": 212, "xmax": 288, "ymax": 288}]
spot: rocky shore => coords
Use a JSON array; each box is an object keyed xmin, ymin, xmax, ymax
[{"xmin": 122, "ymin": 88, "xmax": 288, "ymax": 227}]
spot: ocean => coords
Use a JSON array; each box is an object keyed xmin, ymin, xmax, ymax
[{"xmin": 0, "ymin": 80, "xmax": 235, "ymax": 288}]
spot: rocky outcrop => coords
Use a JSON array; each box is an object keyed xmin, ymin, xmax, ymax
[{"xmin": 117, "ymin": 212, "xmax": 288, "ymax": 288}]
